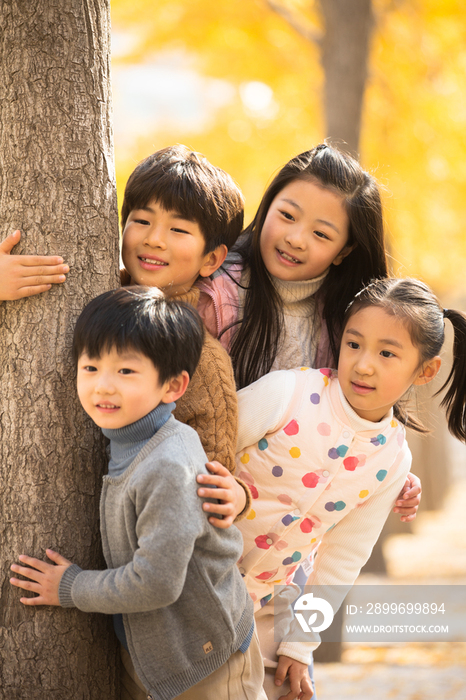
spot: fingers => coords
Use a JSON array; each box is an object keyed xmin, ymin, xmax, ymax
[
  {"xmin": 14, "ymin": 554, "xmax": 51, "ymax": 574},
  {"xmin": 0, "ymin": 229, "xmax": 21, "ymax": 254},
  {"xmin": 399, "ymin": 513, "xmax": 416, "ymax": 523},
  {"xmin": 402, "ymin": 473, "xmax": 421, "ymax": 497},
  {"xmin": 394, "ymin": 497, "xmax": 419, "ymax": 509},
  {"xmin": 17, "ymin": 258, "xmax": 67, "ymax": 270},
  {"xmin": 275, "ymin": 655, "xmax": 291, "ymax": 688},
  {"xmin": 198, "ymin": 485, "xmax": 232, "ymax": 501},
  {"xmin": 207, "ymin": 513, "xmax": 234, "ymax": 529},
  {"xmin": 10, "ymin": 284, "xmax": 52, "ymax": 299},
  {"xmin": 197, "ymin": 473, "xmax": 230, "ymax": 489},
  {"xmin": 46, "ymin": 548, "xmax": 72, "ymax": 566},
  {"xmin": 204, "ymin": 461, "xmax": 230, "ymax": 476}
]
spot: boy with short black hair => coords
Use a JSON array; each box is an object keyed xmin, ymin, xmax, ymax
[
  {"xmin": 120, "ymin": 144, "xmax": 251, "ymax": 524},
  {"xmin": 10, "ymin": 287, "xmax": 265, "ymax": 700}
]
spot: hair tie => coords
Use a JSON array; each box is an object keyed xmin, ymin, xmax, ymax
[{"xmin": 443, "ymin": 308, "xmax": 448, "ymax": 316}]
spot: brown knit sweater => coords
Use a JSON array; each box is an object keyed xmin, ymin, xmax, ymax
[{"xmin": 172, "ymin": 287, "xmax": 251, "ymax": 520}]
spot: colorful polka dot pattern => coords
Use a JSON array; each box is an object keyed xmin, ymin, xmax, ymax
[
  {"xmin": 234, "ymin": 367, "xmax": 406, "ymax": 611},
  {"xmin": 370, "ymin": 434, "xmax": 387, "ymax": 446},
  {"xmin": 284, "ymin": 420, "xmax": 299, "ymax": 436},
  {"xmin": 325, "ymin": 500, "xmax": 346, "ymax": 512},
  {"xmin": 328, "ymin": 445, "xmax": 349, "ymax": 459}
]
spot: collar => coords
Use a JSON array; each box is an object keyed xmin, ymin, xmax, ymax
[
  {"xmin": 172, "ymin": 286, "xmax": 200, "ymax": 309},
  {"xmin": 102, "ymin": 402, "xmax": 175, "ymax": 445},
  {"xmin": 337, "ymin": 383, "xmax": 393, "ymax": 433},
  {"xmin": 271, "ymin": 270, "xmax": 328, "ymax": 304}
]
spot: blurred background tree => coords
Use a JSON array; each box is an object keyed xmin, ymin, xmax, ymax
[
  {"xmin": 109, "ymin": 0, "xmax": 466, "ymax": 664},
  {"xmin": 110, "ymin": 0, "xmax": 466, "ymax": 296}
]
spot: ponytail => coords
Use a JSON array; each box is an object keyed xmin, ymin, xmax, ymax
[
  {"xmin": 343, "ymin": 277, "xmax": 466, "ymax": 443},
  {"xmin": 437, "ymin": 308, "xmax": 466, "ymax": 442}
]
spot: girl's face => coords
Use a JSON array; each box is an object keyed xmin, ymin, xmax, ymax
[
  {"xmin": 259, "ymin": 179, "xmax": 351, "ymax": 282},
  {"xmin": 338, "ymin": 306, "xmax": 438, "ymax": 423}
]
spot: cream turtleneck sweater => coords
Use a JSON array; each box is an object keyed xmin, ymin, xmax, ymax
[{"xmin": 238, "ymin": 269, "xmax": 328, "ymax": 371}]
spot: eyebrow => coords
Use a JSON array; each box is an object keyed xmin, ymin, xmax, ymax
[
  {"xmin": 279, "ymin": 198, "xmax": 341, "ymax": 234},
  {"xmin": 139, "ymin": 205, "xmax": 195, "ymax": 223},
  {"xmin": 344, "ymin": 328, "xmax": 404, "ymax": 349}
]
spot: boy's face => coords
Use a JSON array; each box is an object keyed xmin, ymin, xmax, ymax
[
  {"xmin": 122, "ymin": 199, "xmax": 214, "ymax": 297},
  {"xmin": 77, "ymin": 347, "xmax": 172, "ymax": 429}
]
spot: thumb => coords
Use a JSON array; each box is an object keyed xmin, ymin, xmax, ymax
[
  {"xmin": 0, "ymin": 230, "xmax": 21, "ymax": 255},
  {"xmin": 46, "ymin": 549, "xmax": 72, "ymax": 567}
]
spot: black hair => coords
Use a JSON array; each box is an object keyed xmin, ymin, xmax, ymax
[
  {"xmin": 72, "ymin": 287, "xmax": 205, "ymax": 383},
  {"xmin": 226, "ymin": 143, "xmax": 388, "ymax": 388},
  {"xmin": 344, "ymin": 277, "xmax": 466, "ymax": 442},
  {"xmin": 121, "ymin": 144, "xmax": 244, "ymax": 254}
]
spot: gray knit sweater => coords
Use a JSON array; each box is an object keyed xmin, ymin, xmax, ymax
[{"xmin": 58, "ymin": 413, "xmax": 253, "ymax": 700}]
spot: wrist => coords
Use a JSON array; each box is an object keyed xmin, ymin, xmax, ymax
[{"xmin": 58, "ymin": 563, "xmax": 82, "ymax": 608}]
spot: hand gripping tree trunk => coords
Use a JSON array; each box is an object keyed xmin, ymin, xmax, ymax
[{"xmin": 0, "ymin": 2, "xmax": 120, "ymax": 697}]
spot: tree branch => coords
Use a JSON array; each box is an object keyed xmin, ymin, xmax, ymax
[{"xmin": 265, "ymin": 0, "xmax": 323, "ymax": 46}]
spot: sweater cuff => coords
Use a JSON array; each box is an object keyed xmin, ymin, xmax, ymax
[
  {"xmin": 276, "ymin": 640, "xmax": 316, "ymax": 665},
  {"xmin": 234, "ymin": 476, "xmax": 252, "ymax": 522},
  {"xmin": 58, "ymin": 563, "xmax": 83, "ymax": 608}
]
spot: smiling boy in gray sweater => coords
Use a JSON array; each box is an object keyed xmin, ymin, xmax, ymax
[{"xmin": 10, "ymin": 287, "xmax": 265, "ymax": 700}]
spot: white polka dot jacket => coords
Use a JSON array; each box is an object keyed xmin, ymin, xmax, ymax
[{"xmin": 235, "ymin": 367, "xmax": 411, "ymax": 663}]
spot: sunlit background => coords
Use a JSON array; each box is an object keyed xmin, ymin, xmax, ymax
[
  {"xmin": 110, "ymin": 0, "xmax": 466, "ymax": 297},
  {"xmin": 109, "ymin": 3, "xmax": 466, "ymax": 696}
]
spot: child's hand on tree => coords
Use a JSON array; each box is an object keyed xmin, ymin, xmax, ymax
[
  {"xmin": 0, "ymin": 230, "xmax": 69, "ymax": 300},
  {"xmin": 393, "ymin": 472, "xmax": 422, "ymax": 522},
  {"xmin": 275, "ymin": 655, "xmax": 314, "ymax": 700},
  {"xmin": 10, "ymin": 549, "xmax": 72, "ymax": 606},
  {"xmin": 197, "ymin": 461, "xmax": 247, "ymax": 529}
]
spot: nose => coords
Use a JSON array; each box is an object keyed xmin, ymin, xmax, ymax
[
  {"xmin": 144, "ymin": 223, "xmax": 166, "ymax": 249},
  {"xmin": 284, "ymin": 224, "xmax": 306, "ymax": 249},
  {"xmin": 354, "ymin": 351, "xmax": 374, "ymax": 376},
  {"xmin": 95, "ymin": 373, "xmax": 116, "ymax": 395}
]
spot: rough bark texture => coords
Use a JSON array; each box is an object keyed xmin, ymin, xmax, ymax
[
  {"xmin": 319, "ymin": 0, "xmax": 373, "ymax": 156},
  {"xmin": 0, "ymin": 1, "xmax": 120, "ymax": 697}
]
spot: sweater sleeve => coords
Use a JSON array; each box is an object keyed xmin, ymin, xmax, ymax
[
  {"xmin": 59, "ymin": 438, "xmax": 209, "ymax": 614},
  {"xmin": 276, "ymin": 443, "xmax": 412, "ymax": 664},
  {"xmin": 173, "ymin": 331, "xmax": 252, "ymax": 520},
  {"xmin": 236, "ymin": 370, "xmax": 296, "ymax": 452}
]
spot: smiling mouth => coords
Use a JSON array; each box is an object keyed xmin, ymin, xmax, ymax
[
  {"xmin": 138, "ymin": 257, "xmax": 168, "ymax": 266},
  {"xmin": 277, "ymin": 249, "xmax": 301, "ymax": 264},
  {"xmin": 96, "ymin": 403, "xmax": 120, "ymax": 409}
]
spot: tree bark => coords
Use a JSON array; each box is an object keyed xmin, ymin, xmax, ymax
[
  {"xmin": 0, "ymin": 1, "xmax": 120, "ymax": 697},
  {"xmin": 319, "ymin": 0, "xmax": 373, "ymax": 156}
]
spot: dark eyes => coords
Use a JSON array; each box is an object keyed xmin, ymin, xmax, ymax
[
  {"xmin": 348, "ymin": 342, "xmax": 359, "ymax": 350},
  {"xmin": 380, "ymin": 350, "xmax": 395, "ymax": 358},
  {"xmin": 280, "ymin": 210, "xmax": 295, "ymax": 221},
  {"xmin": 82, "ymin": 365, "xmax": 97, "ymax": 372},
  {"xmin": 119, "ymin": 368, "xmax": 134, "ymax": 375}
]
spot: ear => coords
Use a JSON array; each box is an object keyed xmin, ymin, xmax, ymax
[
  {"xmin": 332, "ymin": 243, "xmax": 356, "ymax": 267},
  {"xmin": 160, "ymin": 370, "xmax": 190, "ymax": 403},
  {"xmin": 198, "ymin": 244, "xmax": 228, "ymax": 278},
  {"xmin": 413, "ymin": 356, "xmax": 442, "ymax": 386}
]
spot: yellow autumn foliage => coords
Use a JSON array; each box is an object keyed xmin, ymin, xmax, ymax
[{"xmin": 111, "ymin": 0, "xmax": 466, "ymax": 294}]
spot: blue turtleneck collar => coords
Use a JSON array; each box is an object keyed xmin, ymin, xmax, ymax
[{"xmin": 102, "ymin": 402, "xmax": 175, "ymax": 477}]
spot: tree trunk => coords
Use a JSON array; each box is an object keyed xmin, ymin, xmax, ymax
[
  {"xmin": 319, "ymin": 0, "xmax": 373, "ymax": 156},
  {"xmin": 0, "ymin": 1, "xmax": 120, "ymax": 697}
]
